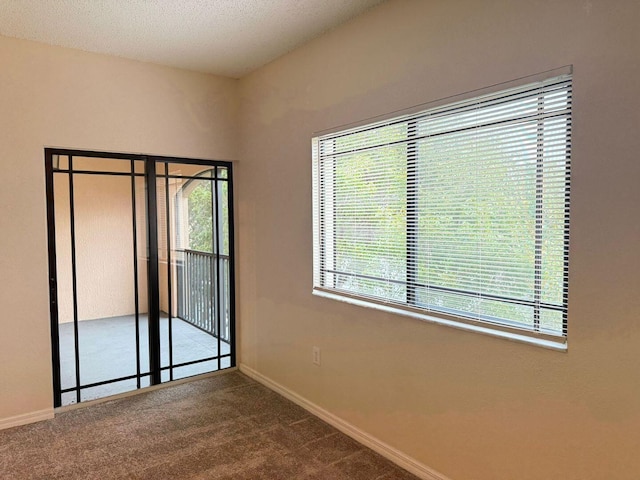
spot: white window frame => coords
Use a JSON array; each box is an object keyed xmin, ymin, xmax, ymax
[{"xmin": 312, "ymin": 67, "xmax": 572, "ymax": 351}]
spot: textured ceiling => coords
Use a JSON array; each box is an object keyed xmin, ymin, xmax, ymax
[{"xmin": 0, "ymin": 0, "xmax": 384, "ymax": 78}]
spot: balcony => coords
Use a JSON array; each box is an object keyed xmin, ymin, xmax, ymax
[{"xmin": 58, "ymin": 249, "xmax": 232, "ymax": 405}]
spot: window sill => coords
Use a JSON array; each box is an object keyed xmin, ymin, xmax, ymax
[{"xmin": 312, "ymin": 288, "xmax": 567, "ymax": 352}]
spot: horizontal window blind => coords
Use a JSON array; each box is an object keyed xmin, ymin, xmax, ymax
[{"xmin": 312, "ymin": 73, "xmax": 572, "ymax": 340}]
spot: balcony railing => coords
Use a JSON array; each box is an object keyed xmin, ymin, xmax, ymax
[{"xmin": 176, "ymin": 249, "xmax": 231, "ymax": 343}]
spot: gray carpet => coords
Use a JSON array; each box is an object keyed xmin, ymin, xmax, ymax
[{"xmin": 0, "ymin": 372, "xmax": 419, "ymax": 479}]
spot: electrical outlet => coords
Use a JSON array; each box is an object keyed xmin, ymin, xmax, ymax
[{"xmin": 312, "ymin": 346, "xmax": 321, "ymax": 366}]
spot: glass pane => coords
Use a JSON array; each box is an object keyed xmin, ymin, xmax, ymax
[
  {"xmin": 53, "ymin": 155, "xmax": 70, "ymax": 171},
  {"xmin": 61, "ymin": 391, "xmax": 77, "ymax": 406},
  {"xmin": 160, "ymin": 166, "xmax": 227, "ymax": 381},
  {"xmin": 165, "ymin": 163, "xmax": 213, "ymax": 178},
  {"xmin": 173, "ymin": 360, "xmax": 217, "ymax": 381},
  {"xmin": 331, "ymin": 144, "xmax": 407, "ymax": 303},
  {"xmin": 134, "ymin": 160, "xmax": 145, "ymax": 174},
  {"xmin": 158, "ymin": 174, "xmax": 176, "ymax": 370},
  {"xmin": 140, "ymin": 375, "xmax": 151, "ymax": 388},
  {"xmin": 219, "ymin": 180, "xmax": 230, "ymax": 256},
  {"xmin": 81, "ymin": 378, "xmax": 139, "ymax": 402},
  {"xmin": 72, "ymin": 156, "xmax": 132, "ymax": 173},
  {"xmin": 540, "ymin": 309, "xmax": 564, "ymax": 333},
  {"xmin": 73, "ymin": 173, "xmax": 139, "ymax": 393},
  {"xmin": 54, "ymin": 173, "xmax": 76, "ymax": 393},
  {"xmin": 134, "ymin": 175, "xmax": 150, "ymax": 377}
]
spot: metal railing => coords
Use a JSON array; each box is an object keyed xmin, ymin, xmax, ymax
[{"xmin": 176, "ymin": 249, "xmax": 231, "ymax": 342}]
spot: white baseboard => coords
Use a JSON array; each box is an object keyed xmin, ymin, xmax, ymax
[
  {"xmin": 0, "ymin": 409, "xmax": 54, "ymax": 431},
  {"xmin": 239, "ymin": 364, "xmax": 451, "ymax": 480}
]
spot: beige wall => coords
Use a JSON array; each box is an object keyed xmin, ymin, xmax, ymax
[
  {"xmin": 237, "ymin": 1, "xmax": 640, "ymax": 479},
  {"xmin": 0, "ymin": 35, "xmax": 237, "ymax": 419}
]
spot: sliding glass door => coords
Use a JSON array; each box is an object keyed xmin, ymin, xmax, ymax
[{"xmin": 45, "ymin": 150, "xmax": 235, "ymax": 407}]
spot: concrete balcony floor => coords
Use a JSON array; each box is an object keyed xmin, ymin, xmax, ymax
[{"xmin": 58, "ymin": 313, "xmax": 231, "ymax": 406}]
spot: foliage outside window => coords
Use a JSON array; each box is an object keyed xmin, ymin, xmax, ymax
[
  {"xmin": 312, "ymin": 71, "xmax": 572, "ymax": 348},
  {"xmin": 183, "ymin": 173, "xmax": 230, "ymax": 255}
]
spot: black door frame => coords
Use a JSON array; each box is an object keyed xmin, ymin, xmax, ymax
[{"xmin": 45, "ymin": 148, "xmax": 236, "ymax": 407}]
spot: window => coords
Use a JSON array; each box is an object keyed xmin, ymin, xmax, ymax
[{"xmin": 312, "ymin": 70, "xmax": 572, "ymax": 349}]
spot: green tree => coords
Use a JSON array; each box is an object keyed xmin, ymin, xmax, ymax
[
  {"xmin": 188, "ymin": 181, "xmax": 213, "ymax": 252},
  {"xmin": 186, "ymin": 178, "xmax": 230, "ymax": 255}
]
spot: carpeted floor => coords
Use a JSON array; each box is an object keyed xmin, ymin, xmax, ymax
[{"xmin": 0, "ymin": 372, "xmax": 419, "ymax": 479}]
